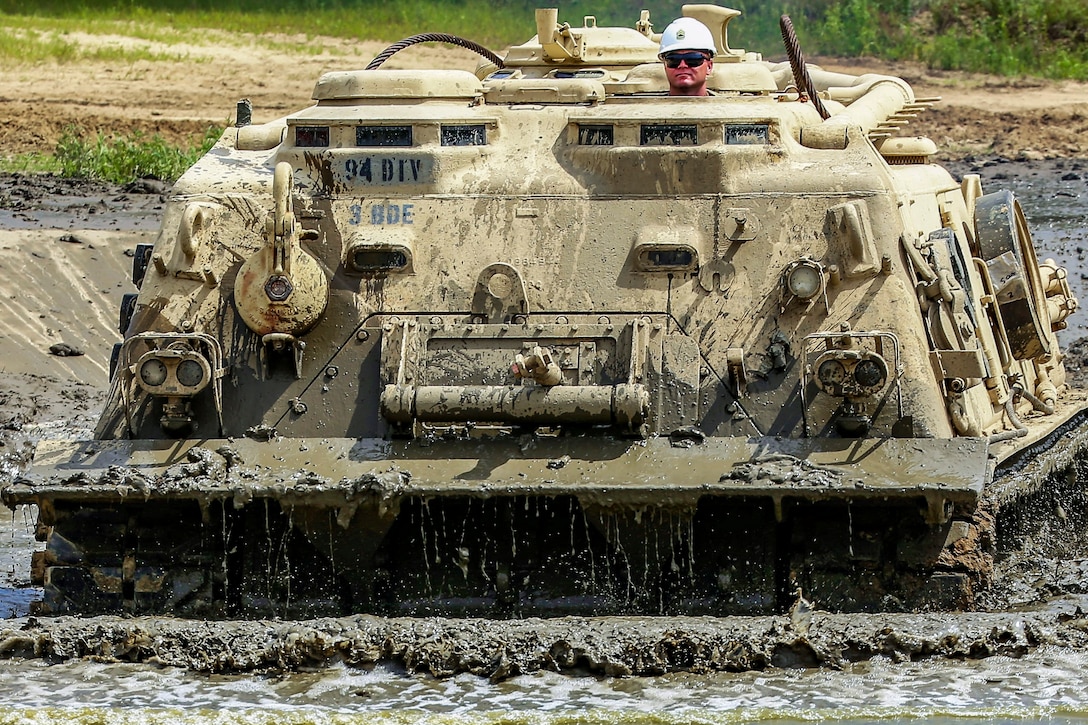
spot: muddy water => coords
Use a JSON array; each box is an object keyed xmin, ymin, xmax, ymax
[
  {"xmin": 3, "ymin": 653, "xmax": 1088, "ymax": 723},
  {"xmin": 1, "ymin": 160, "xmax": 1087, "ymax": 722},
  {"xmin": 0, "ymin": 509, "xmax": 37, "ymax": 619}
]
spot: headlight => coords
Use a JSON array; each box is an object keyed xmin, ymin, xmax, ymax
[
  {"xmin": 176, "ymin": 358, "xmax": 205, "ymax": 388},
  {"xmin": 139, "ymin": 358, "xmax": 168, "ymax": 386},
  {"xmin": 853, "ymin": 356, "xmax": 888, "ymax": 395},
  {"xmin": 817, "ymin": 358, "xmax": 846, "ymax": 386},
  {"xmin": 811, "ymin": 351, "xmax": 891, "ymax": 398},
  {"xmin": 785, "ymin": 259, "xmax": 824, "ymax": 300}
]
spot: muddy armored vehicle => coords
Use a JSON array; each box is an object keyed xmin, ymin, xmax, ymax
[{"xmin": 5, "ymin": 4, "xmax": 1085, "ymax": 617}]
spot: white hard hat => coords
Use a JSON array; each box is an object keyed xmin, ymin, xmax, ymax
[{"xmin": 658, "ymin": 17, "xmax": 716, "ymax": 57}]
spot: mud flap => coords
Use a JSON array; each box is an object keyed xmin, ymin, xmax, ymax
[
  {"xmin": 9, "ymin": 435, "xmax": 988, "ymax": 510},
  {"xmin": 6, "ymin": 435, "xmax": 989, "ymax": 615}
]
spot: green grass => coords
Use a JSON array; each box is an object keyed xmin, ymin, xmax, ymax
[
  {"xmin": 46, "ymin": 125, "xmax": 222, "ymax": 184},
  {"xmin": 914, "ymin": 0, "xmax": 1088, "ymax": 79},
  {"xmin": 777, "ymin": 0, "xmax": 1088, "ymax": 80},
  {"xmin": 0, "ymin": 1, "xmax": 541, "ymax": 51},
  {"xmin": 0, "ymin": 25, "xmax": 193, "ymax": 63},
  {"xmin": 0, "ymin": 152, "xmax": 60, "ymax": 175}
]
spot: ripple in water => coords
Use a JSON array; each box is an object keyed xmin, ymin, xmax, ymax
[{"xmin": 3, "ymin": 649, "xmax": 1088, "ymax": 724}]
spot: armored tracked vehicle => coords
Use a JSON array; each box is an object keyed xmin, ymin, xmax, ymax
[{"xmin": 5, "ymin": 4, "xmax": 1085, "ymax": 617}]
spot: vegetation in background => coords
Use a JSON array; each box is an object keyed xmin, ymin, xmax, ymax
[
  {"xmin": 0, "ymin": 24, "xmax": 191, "ymax": 64},
  {"xmin": 920, "ymin": 0, "xmax": 1088, "ymax": 77},
  {"xmin": 51, "ymin": 126, "xmax": 222, "ymax": 184},
  {"xmin": 1, "ymin": 0, "xmax": 1085, "ymax": 181},
  {"xmin": 1, "ymin": 0, "xmax": 1087, "ymax": 78},
  {"xmin": 0, "ymin": 152, "xmax": 60, "ymax": 175}
]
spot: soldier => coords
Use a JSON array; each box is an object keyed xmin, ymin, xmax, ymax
[{"xmin": 658, "ymin": 17, "xmax": 716, "ymax": 96}]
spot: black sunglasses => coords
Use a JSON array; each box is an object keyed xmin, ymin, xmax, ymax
[{"xmin": 663, "ymin": 52, "xmax": 709, "ymax": 69}]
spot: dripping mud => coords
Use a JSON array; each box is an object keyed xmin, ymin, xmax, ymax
[{"xmin": 0, "ymin": 157, "xmax": 1086, "ymax": 680}]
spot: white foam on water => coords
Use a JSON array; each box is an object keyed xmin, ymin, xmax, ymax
[{"xmin": 4, "ymin": 651, "xmax": 1088, "ymax": 722}]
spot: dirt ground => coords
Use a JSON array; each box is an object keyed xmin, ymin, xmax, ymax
[
  {"xmin": 0, "ymin": 31, "xmax": 1087, "ymax": 159},
  {"xmin": 1, "ymin": 28, "xmax": 1088, "ymax": 673}
]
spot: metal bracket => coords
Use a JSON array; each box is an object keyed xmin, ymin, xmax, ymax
[
  {"xmin": 262, "ymin": 332, "xmax": 305, "ymax": 379},
  {"xmin": 726, "ymin": 347, "xmax": 748, "ymax": 398},
  {"xmin": 471, "ymin": 263, "xmax": 529, "ymax": 323}
]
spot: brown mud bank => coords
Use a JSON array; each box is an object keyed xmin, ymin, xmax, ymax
[
  {"xmin": 3, "ymin": 609, "xmax": 1088, "ymax": 679},
  {"xmin": 1, "ymin": 36, "xmax": 1087, "ymax": 161}
]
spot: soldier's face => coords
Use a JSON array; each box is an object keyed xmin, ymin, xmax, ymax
[{"xmin": 663, "ymin": 52, "xmax": 712, "ymax": 95}]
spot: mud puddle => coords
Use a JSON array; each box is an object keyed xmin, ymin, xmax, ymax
[{"xmin": 0, "ymin": 173, "xmax": 167, "ymax": 232}]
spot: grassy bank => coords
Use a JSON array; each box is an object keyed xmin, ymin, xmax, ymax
[
  {"xmin": 1, "ymin": 0, "xmax": 1087, "ymax": 79},
  {"xmin": 0, "ymin": 127, "xmax": 221, "ymax": 183}
]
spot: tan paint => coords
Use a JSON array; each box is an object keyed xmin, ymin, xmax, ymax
[{"xmin": 9, "ymin": 4, "xmax": 1086, "ymax": 616}]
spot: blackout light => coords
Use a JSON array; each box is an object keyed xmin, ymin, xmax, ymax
[
  {"xmin": 635, "ymin": 244, "xmax": 699, "ymax": 272},
  {"xmin": 346, "ymin": 243, "xmax": 413, "ymax": 275},
  {"xmin": 295, "ymin": 126, "xmax": 330, "ymax": 147}
]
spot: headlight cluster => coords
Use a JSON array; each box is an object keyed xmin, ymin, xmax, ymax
[
  {"xmin": 812, "ymin": 350, "xmax": 890, "ymax": 399},
  {"xmin": 134, "ymin": 347, "xmax": 212, "ymax": 396}
]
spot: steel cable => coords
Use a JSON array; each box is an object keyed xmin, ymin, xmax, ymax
[
  {"xmin": 366, "ymin": 33, "xmax": 505, "ymax": 71},
  {"xmin": 780, "ymin": 15, "xmax": 830, "ymax": 120}
]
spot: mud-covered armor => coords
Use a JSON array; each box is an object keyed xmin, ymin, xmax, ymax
[{"xmin": 5, "ymin": 5, "xmax": 1083, "ymax": 617}]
